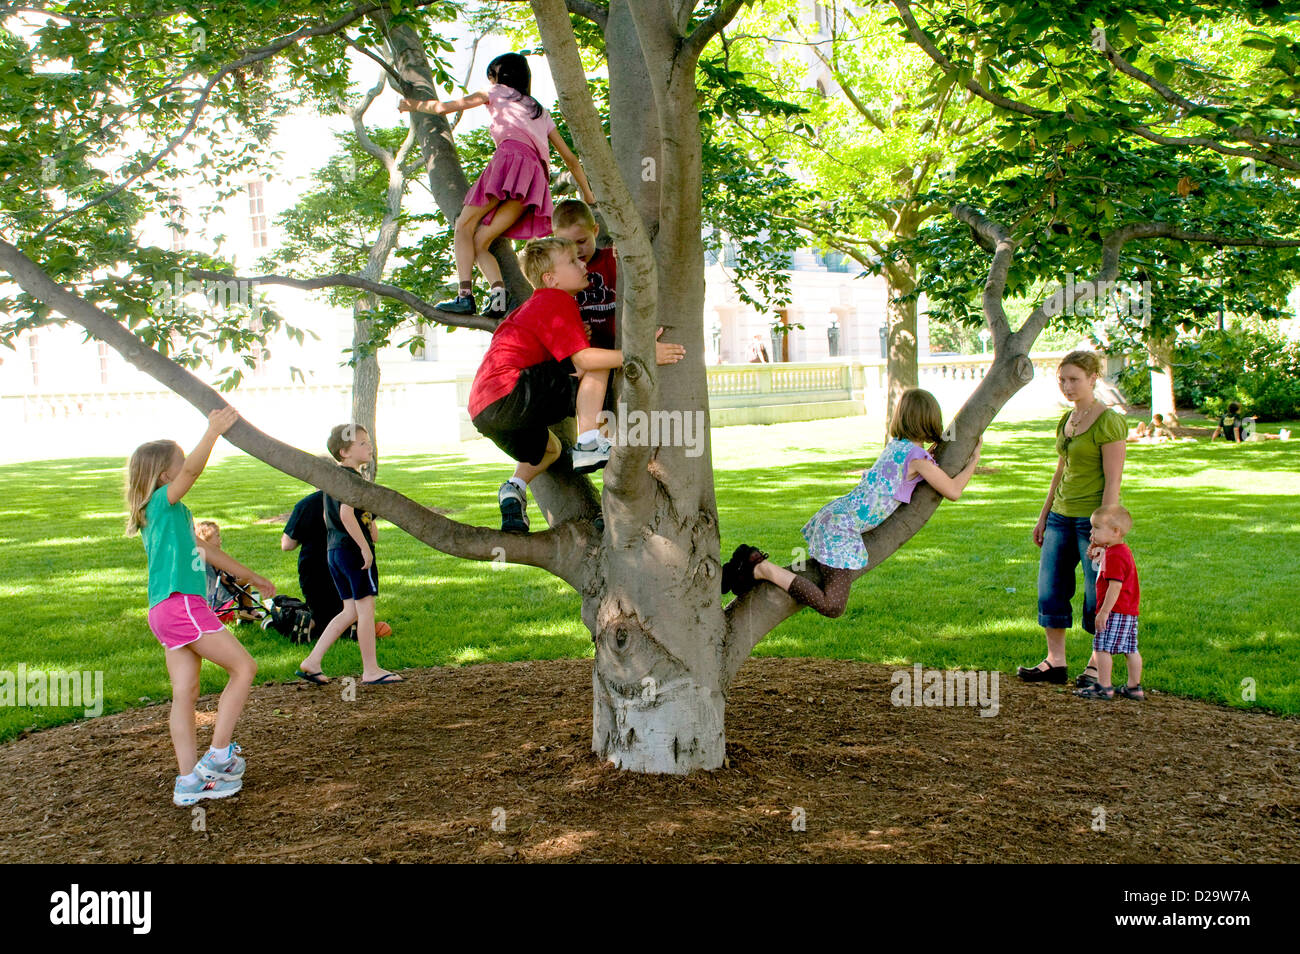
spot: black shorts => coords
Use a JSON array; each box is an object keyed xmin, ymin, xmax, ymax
[
  {"xmin": 327, "ymin": 547, "xmax": 378, "ymax": 601},
  {"xmin": 472, "ymin": 360, "xmax": 578, "ymax": 465}
]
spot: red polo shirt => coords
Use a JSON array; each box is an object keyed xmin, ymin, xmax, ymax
[
  {"xmin": 467, "ymin": 288, "xmax": 590, "ymax": 418},
  {"xmin": 1096, "ymin": 543, "xmax": 1140, "ymax": 616}
]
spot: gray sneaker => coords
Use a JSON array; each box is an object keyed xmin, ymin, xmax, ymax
[
  {"xmin": 498, "ymin": 480, "xmax": 529, "ymax": 533},
  {"xmin": 173, "ymin": 774, "xmax": 242, "ymax": 807},
  {"xmin": 194, "ymin": 742, "xmax": 244, "ymax": 781},
  {"xmin": 572, "ymin": 435, "xmax": 613, "ymax": 474}
]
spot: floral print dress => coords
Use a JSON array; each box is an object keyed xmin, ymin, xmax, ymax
[{"xmin": 801, "ymin": 438, "xmax": 934, "ymax": 570}]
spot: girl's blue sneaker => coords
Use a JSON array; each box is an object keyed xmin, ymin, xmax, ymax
[
  {"xmin": 194, "ymin": 743, "xmax": 244, "ymax": 781},
  {"xmin": 173, "ymin": 774, "xmax": 242, "ymax": 807}
]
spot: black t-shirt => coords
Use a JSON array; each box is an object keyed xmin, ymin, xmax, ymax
[
  {"xmin": 321, "ymin": 467, "xmax": 375, "ymax": 555},
  {"xmin": 284, "ymin": 491, "xmax": 327, "ymax": 572},
  {"xmin": 1220, "ymin": 414, "xmax": 1243, "ymax": 441}
]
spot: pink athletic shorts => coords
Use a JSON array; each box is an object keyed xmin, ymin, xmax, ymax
[{"xmin": 148, "ymin": 592, "xmax": 226, "ymax": 650}]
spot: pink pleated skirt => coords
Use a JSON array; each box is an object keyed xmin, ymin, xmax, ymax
[{"xmin": 464, "ymin": 139, "xmax": 553, "ymax": 240}]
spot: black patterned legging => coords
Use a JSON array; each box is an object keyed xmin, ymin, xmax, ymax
[{"xmin": 786, "ymin": 562, "xmax": 855, "ymax": 619}]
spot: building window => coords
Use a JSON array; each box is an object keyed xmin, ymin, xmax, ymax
[
  {"xmin": 814, "ymin": 2, "xmax": 833, "ymax": 35},
  {"xmin": 28, "ymin": 332, "xmax": 39, "ymax": 388},
  {"xmin": 414, "ymin": 323, "xmax": 439, "ymax": 362},
  {"xmin": 98, "ymin": 340, "xmax": 110, "ymax": 385},
  {"xmin": 247, "ymin": 180, "xmax": 268, "ymax": 249}
]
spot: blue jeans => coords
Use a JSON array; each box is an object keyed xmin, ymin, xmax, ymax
[{"xmin": 1038, "ymin": 511, "xmax": 1098, "ymax": 634}]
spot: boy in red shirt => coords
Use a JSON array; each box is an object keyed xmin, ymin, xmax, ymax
[
  {"xmin": 1076, "ymin": 504, "xmax": 1143, "ymax": 700},
  {"xmin": 468, "ymin": 236, "xmax": 685, "ymax": 533}
]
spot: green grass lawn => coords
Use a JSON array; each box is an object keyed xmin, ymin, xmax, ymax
[{"xmin": 1, "ymin": 414, "xmax": 1297, "ymax": 741}]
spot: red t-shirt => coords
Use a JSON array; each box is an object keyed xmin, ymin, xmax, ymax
[
  {"xmin": 577, "ymin": 245, "xmax": 617, "ymax": 349},
  {"xmin": 1096, "ymin": 542, "xmax": 1140, "ymax": 616},
  {"xmin": 467, "ymin": 288, "xmax": 590, "ymax": 418}
]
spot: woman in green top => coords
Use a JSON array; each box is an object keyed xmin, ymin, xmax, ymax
[{"xmin": 1018, "ymin": 351, "xmax": 1128, "ymax": 687}]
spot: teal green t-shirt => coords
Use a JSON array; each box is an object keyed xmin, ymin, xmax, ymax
[
  {"xmin": 141, "ymin": 485, "xmax": 207, "ymax": 607},
  {"xmin": 1052, "ymin": 406, "xmax": 1127, "ymax": 517}
]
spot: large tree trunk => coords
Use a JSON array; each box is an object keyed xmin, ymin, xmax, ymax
[
  {"xmin": 536, "ymin": 0, "xmax": 725, "ymax": 772},
  {"xmin": 884, "ymin": 259, "xmax": 919, "ymax": 435},
  {"xmin": 1146, "ymin": 332, "xmax": 1179, "ymax": 426}
]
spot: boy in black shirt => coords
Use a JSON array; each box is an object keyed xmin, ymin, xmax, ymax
[
  {"xmin": 282, "ymin": 492, "xmax": 393, "ymax": 640},
  {"xmin": 296, "ymin": 425, "xmax": 402, "ymax": 686}
]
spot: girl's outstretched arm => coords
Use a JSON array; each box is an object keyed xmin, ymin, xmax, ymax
[
  {"xmin": 168, "ymin": 406, "xmax": 238, "ymax": 505},
  {"xmin": 197, "ymin": 543, "xmax": 276, "ymax": 598},
  {"xmin": 398, "ymin": 91, "xmax": 488, "ymax": 116},
  {"xmin": 548, "ymin": 128, "xmax": 595, "ymax": 204},
  {"xmin": 911, "ymin": 436, "xmax": 982, "ymax": 502}
]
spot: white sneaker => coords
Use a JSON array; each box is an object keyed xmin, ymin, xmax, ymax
[
  {"xmin": 173, "ymin": 774, "xmax": 242, "ymax": 807},
  {"xmin": 572, "ymin": 435, "xmax": 612, "ymax": 474},
  {"xmin": 194, "ymin": 743, "xmax": 244, "ymax": 781}
]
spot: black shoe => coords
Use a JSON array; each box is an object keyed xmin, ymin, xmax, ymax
[
  {"xmin": 721, "ymin": 544, "xmax": 767, "ymax": 596},
  {"xmin": 498, "ymin": 481, "xmax": 529, "ymax": 534},
  {"xmin": 436, "ymin": 294, "xmax": 476, "ymax": 315},
  {"xmin": 1017, "ymin": 662, "xmax": 1068, "ymax": 684},
  {"xmin": 482, "ymin": 304, "xmax": 508, "ymax": 322},
  {"xmin": 1075, "ymin": 665, "xmax": 1100, "ymax": 689}
]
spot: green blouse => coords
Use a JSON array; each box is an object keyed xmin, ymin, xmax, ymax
[{"xmin": 1052, "ymin": 406, "xmax": 1127, "ymax": 517}]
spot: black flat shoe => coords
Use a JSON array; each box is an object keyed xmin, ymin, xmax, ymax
[
  {"xmin": 1075, "ymin": 664, "xmax": 1100, "ymax": 689},
  {"xmin": 722, "ymin": 544, "xmax": 767, "ymax": 595},
  {"xmin": 1017, "ymin": 662, "xmax": 1068, "ymax": 684}
]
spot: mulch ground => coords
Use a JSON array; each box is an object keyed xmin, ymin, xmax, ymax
[{"xmin": 1, "ymin": 658, "xmax": 1296, "ymax": 863}]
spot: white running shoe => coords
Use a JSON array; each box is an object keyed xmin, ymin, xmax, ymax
[
  {"xmin": 194, "ymin": 742, "xmax": 244, "ymax": 781},
  {"xmin": 173, "ymin": 774, "xmax": 242, "ymax": 807},
  {"xmin": 572, "ymin": 435, "xmax": 613, "ymax": 474}
]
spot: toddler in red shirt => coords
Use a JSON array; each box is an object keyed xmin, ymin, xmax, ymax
[
  {"xmin": 468, "ymin": 236, "xmax": 684, "ymax": 533},
  {"xmin": 1076, "ymin": 504, "xmax": 1143, "ymax": 700}
]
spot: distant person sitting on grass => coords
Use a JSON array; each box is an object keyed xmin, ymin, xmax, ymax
[
  {"xmin": 194, "ymin": 520, "xmax": 272, "ymax": 622},
  {"xmin": 1211, "ymin": 403, "xmax": 1245, "ymax": 442},
  {"xmin": 282, "ymin": 490, "xmax": 391, "ymax": 640},
  {"xmin": 296, "ymin": 424, "xmax": 401, "ymax": 687},
  {"xmin": 723, "ymin": 388, "xmax": 981, "ymax": 618},
  {"xmin": 1129, "ymin": 413, "xmax": 1176, "ymax": 443},
  {"xmin": 1075, "ymin": 504, "xmax": 1143, "ymax": 701},
  {"xmin": 125, "ymin": 407, "xmax": 269, "ymax": 807}
]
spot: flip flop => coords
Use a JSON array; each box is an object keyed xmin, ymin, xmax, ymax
[
  {"xmin": 362, "ymin": 672, "xmax": 404, "ymax": 685},
  {"xmin": 295, "ymin": 669, "xmax": 330, "ymax": 685}
]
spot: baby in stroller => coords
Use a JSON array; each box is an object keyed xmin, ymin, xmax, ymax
[{"xmin": 194, "ymin": 520, "xmax": 273, "ymax": 624}]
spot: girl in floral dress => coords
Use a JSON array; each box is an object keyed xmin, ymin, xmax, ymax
[{"xmin": 723, "ymin": 389, "xmax": 981, "ymax": 617}]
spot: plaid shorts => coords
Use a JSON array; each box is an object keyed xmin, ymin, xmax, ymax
[{"xmin": 1094, "ymin": 611, "xmax": 1139, "ymax": 654}]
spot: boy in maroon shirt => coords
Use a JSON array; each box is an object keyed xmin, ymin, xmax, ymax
[
  {"xmin": 468, "ymin": 236, "xmax": 685, "ymax": 533},
  {"xmin": 1076, "ymin": 504, "xmax": 1143, "ymax": 700}
]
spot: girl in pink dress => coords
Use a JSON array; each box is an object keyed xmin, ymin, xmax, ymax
[{"xmin": 400, "ymin": 52, "xmax": 596, "ymax": 320}]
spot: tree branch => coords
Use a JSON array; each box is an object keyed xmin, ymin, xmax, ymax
[
  {"xmin": 31, "ymin": 0, "xmax": 448, "ymax": 241},
  {"xmin": 951, "ymin": 204, "xmax": 1014, "ymax": 344},
  {"xmin": 566, "ymin": 0, "xmax": 609, "ymax": 28},
  {"xmin": 0, "ymin": 237, "xmax": 586, "ymax": 585},
  {"xmin": 892, "ymin": 0, "xmax": 1300, "ymax": 172},
  {"xmin": 1097, "ymin": 34, "xmax": 1300, "ymax": 151},
  {"xmin": 187, "ymin": 269, "xmax": 497, "ymax": 331},
  {"xmin": 681, "ymin": 0, "xmax": 747, "ymax": 65}
]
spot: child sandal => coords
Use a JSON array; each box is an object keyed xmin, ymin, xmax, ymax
[{"xmin": 1074, "ymin": 683, "xmax": 1115, "ymax": 700}]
